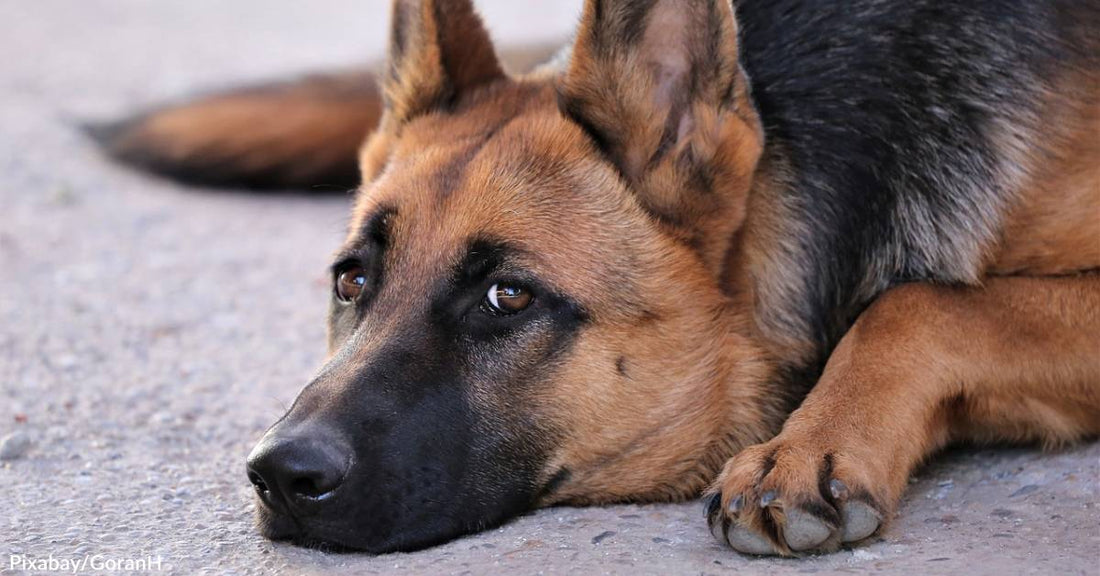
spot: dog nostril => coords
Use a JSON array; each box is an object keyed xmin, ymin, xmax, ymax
[
  {"xmin": 290, "ymin": 476, "xmax": 327, "ymax": 499},
  {"xmin": 248, "ymin": 470, "xmax": 269, "ymax": 494},
  {"xmin": 286, "ymin": 465, "xmax": 345, "ymax": 500}
]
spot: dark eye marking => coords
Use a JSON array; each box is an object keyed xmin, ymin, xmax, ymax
[
  {"xmin": 431, "ymin": 238, "xmax": 528, "ymax": 322},
  {"xmin": 428, "ymin": 237, "xmax": 589, "ymax": 339}
]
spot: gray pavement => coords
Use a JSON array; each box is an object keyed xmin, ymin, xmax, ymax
[{"xmin": 1, "ymin": 1, "xmax": 1098, "ymax": 574}]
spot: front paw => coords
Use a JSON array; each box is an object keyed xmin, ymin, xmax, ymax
[{"xmin": 705, "ymin": 435, "xmax": 891, "ymax": 556}]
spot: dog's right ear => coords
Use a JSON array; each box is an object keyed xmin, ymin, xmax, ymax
[{"xmin": 381, "ymin": 0, "xmax": 504, "ymax": 124}]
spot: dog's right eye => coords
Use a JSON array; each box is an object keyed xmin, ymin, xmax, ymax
[{"xmin": 335, "ymin": 267, "xmax": 367, "ymax": 302}]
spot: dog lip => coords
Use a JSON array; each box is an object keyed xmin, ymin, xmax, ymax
[
  {"xmin": 289, "ymin": 534, "xmax": 365, "ymax": 553},
  {"xmin": 254, "ymin": 489, "xmax": 293, "ymax": 523},
  {"xmin": 256, "ymin": 501, "xmax": 303, "ymax": 540}
]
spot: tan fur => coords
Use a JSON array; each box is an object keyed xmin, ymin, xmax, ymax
[{"xmin": 992, "ymin": 69, "xmax": 1100, "ymax": 276}]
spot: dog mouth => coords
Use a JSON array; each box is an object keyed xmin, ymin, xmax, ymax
[
  {"xmin": 256, "ymin": 519, "xmax": 470, "ymax": 555},
  {"xmin": 288, "ymin": 538, "xmax": 361, "ymax": 553},
  {"xmin": 254, "ymin": 500, "xmax": 373, "ymax": 552},
  {"xmin": 251, "ymin": 486, "xmax": 487, "ymax": 554}
]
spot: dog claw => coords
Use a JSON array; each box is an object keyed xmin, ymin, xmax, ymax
[
  {"xmin": 704, "ymin": 493, "xmax": 721, "ymax": 519},
  {"xmin": 759, "ymin": 490, "xmax": 777, "ymax": 508},
  {"xmin": 782, "ymin": 508, "xmax": 833, "ymax": 551},
  {"xmin": 840, "ymin": 500, "xmax": 881, "ymax": 542},
  {"xmin": 708, "ymin": 514, "xmax": 727, "ymax": 543},
  {"xmin": 726, "ymin": 523, "xmax": 775, "ymax": 555},
  {"xmin": 706, "ymin": 494, "xmax": 729, "ymax": 544},
  {"xmin": 828, "ymin": 478, "xmax": 848, "ymax": 500},
  {"xmin": 728, "ymin": 494, "xmax": 743, "ymax": 514}
]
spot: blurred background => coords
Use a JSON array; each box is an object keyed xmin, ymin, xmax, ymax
[
  {"xmin": 1, "ymin": 2, "xmax": 1096, "ymax": 575},
  {"xmin": 2, "ymin": 0, "xmax": 583, "ymax": 119}
]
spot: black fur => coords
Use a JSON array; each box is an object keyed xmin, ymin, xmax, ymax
[
  {"xmin": 591, "ymin": 0, "xmax": 660, "ymax": 50},
  {"xmin": 734, "ymin": 0, "xmax": 1099, "ymax": 377}
]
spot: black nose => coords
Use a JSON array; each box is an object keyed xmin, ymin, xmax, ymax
[{"xmin": 247, "ymin": 430, "xmax": 351, "ymax": 513}]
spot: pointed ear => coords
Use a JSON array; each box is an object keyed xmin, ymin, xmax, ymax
[
  {"xmin": 383, "ymin": 0, "xmax": 504, "ymax": 123},
  {"xmin": 559, "ymin": 0, "xmax": 763, "ymax": 270}
]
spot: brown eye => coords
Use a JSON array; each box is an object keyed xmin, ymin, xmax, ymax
[
  {"xmin": 485, "ymin": 283, "xmax": 533, "ymax": 315},
  {"xmin": 336, "ymin": 267, "xmax": 367, "ymax": 302}
]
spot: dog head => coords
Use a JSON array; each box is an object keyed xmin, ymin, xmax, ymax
[{"xmin": 247, "ymin": 0, "xmax": 776, "ymax": 552}]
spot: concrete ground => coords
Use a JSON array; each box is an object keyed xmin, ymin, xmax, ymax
[{"xmin": 1, "ymin": 1, "xmax": 1097, "ymax": 574}]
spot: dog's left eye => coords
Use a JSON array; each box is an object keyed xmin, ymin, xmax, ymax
[{"xmin": 483, "ymin": 283, "xmax": 533, "ymax": 315}]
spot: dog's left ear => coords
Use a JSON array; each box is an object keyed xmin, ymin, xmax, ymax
[
  {"xmin": 359, "ymin": 0, "xmax": 505, "ymax": 182},
  {"xmin": 383, "ymin": 0, "xmax": 504, "ymax": 124},
  {"xmin": 559, "ymin": 0, "xmax": 763, "ymax": 270}
]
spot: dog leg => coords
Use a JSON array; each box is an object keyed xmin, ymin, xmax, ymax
[{"xmin": 707, "ymin": 274, "xmax": 1100, "ymax": 555}]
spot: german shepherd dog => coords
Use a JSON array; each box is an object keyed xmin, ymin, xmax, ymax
[{"xmin": 92, "ymin": 0, "xmax": 1100, "ymax": 557}]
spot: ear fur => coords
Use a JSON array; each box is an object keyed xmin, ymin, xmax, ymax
[
  {"xmin": 383, "ymin": 0, "xmax": 504, "ymax": 123},
  {"xmin": 559, "ymin": 0, "xmax": 763, "ymax": 270}
]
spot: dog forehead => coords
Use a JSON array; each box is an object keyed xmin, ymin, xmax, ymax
[
  {"xmin": 374, "ymin": 100, "xmax": 634, "ymax": 233},
  {"xmin": 349, "ymin": 97, "xmax": 653, "ymax": 302}
]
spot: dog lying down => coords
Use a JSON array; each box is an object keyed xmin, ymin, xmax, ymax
[{"xmin": 93, "ymin": 0, "xmax": 1100, "ymax": 557}]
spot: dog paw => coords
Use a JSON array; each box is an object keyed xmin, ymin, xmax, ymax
[{"xmin": 705, "ymin": 436, "xmax": 889, "ymax": 556}]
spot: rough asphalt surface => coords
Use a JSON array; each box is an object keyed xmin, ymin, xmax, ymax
[{"xmin": 2, "ymin": 1, "xmax": 1098, "ymax": 574}]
